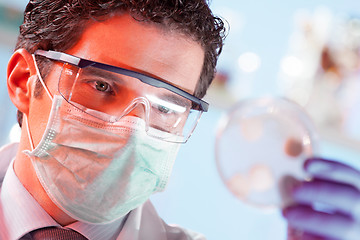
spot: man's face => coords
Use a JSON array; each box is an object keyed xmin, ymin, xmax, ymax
[{"xmin": 28, "ymin": 13, "xmax": 205, "ymax": 146}]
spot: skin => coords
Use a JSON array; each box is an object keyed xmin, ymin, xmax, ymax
[{"xmin": 7, "ymin": 13, "xmax": 204, "ymax": 225}]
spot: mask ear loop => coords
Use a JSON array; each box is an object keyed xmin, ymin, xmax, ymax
[
  {"xmin": 26, "ymin": 55, "xmax": 54, "ymax": 151},
  {"xmin": 23, "ymin": 113, "xmax": 34, "ymax": 150},
  {"xmin": 31, "ymin": 54, "xmax": 53, "ymax": 100}
]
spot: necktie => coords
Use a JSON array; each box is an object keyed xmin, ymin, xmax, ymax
[{"xmin": 28, "ymin": 227, "xmax": 88, "ymax": 240}]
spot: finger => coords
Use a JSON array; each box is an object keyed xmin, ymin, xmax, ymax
[
  {"xmin": 287, "ymin": 227, "xmax": 338, "ymax": 240},
  {"xmin": 283, "ymin": 205, "xmax": 360, "ymax": 240},
  {"xmin": 305, "ymin": 158, "xmax": 360, "ymax": 189},
  {"xmin": 292, "ymin": 179, "xmax": 360, "ymax": 219},
  {"xmin": 279, "ymin": 175, "xmax": 302, "ymax": 207}
]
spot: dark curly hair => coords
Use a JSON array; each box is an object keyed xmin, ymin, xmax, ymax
[{"xmin": 15, "ymin": 0, "xmax": 227, "ymax": 126}]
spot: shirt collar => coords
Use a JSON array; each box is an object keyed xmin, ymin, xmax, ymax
[{"xmin": 0, "ymin": 142, "xmax": 125, "ymax": 240}]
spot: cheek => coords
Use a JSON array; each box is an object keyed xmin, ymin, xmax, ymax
[
  {"xmin": 28, "ymin": 64, "xmax": 64, "ymax": 143},
  {"xmin": 28, "ymin": 91, "xmax": 53, "ymax": 147}
]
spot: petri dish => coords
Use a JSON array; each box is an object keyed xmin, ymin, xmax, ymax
[{"xmin": 215, "ymin": 97, "xmax": 318, "ymax": 209}]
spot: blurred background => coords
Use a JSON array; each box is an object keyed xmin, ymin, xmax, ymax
[{"xmin": 0, "ymin": 0, "xmax": 360, "ymax": 239}]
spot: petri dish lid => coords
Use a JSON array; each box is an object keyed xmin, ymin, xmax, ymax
[{"xmin": 215, "ymin": 97, "xmax": 318, "ymax": 209}]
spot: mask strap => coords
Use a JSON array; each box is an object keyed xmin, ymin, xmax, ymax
[
  {"xmin": 31, "ymin": 54, "xmax": 53, "ymax": 100},
  {"xmin": 24, "ymin": 114, "xmax": 35, "ymax": 151},
  {"xmin": 25, "ymin": 55, "xmax": 53, "ymax": 151}
]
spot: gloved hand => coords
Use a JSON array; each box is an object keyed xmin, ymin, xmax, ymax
[{"xmin": 282, "ymin": 158, "xmax": 360, "ymax": 240}]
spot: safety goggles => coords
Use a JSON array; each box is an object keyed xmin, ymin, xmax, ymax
[{"xmin": 34, "ymin": 50, "xmax": 208, "ymax": 143}]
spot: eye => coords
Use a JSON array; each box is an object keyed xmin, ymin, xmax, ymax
[
  {"xmin": 158, "ymin": 105, "xmax": 171, "ymax": 114},
  {"xmin": 95, "ymin": 80, "xmax": 111, "ymax": 92}
]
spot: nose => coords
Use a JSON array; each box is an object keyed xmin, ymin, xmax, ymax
[{"xmin": 120, "ymin": 97, "xmax": 150, "ymax": 123}]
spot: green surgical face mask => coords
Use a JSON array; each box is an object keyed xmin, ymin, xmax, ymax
[{"xmin": 24, "ymin": 94, "xmax": 180, "ymax": 224}]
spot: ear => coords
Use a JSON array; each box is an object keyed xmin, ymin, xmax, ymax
[{"xmin": 7, "ymin": 49, "xmax": 37, "ymax": 116}]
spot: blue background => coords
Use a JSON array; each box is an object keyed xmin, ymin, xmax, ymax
[{"xmin": 1, "ymin": 1, "xmax": 360, "ymax": 239}]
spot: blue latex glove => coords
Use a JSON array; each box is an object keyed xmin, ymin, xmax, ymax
[{"xmin": 282, "ymin": 158, "xmax": 360, "ymax": 240}]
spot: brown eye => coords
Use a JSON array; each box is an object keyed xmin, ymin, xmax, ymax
[
  {"xmin": 158, "ymin": 105, "xmax": 170, "ymax": 114},
  {"xmin": 95, "ymin": 81, "xmax": 110, "ymax": 92}
]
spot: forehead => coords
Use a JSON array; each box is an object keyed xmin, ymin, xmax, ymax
[{"xmin": 64, "ymin": 14, "xmax": 205, "ymax": 94}]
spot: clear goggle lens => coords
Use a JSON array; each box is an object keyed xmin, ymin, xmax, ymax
[{"xmin": 57, "ymin": 63, "xmax": 202, "ymax": 143}]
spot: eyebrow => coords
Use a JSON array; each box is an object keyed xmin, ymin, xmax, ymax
[
  {"xmin": 81, "ymin": 66, "xmax": 190, "ymax": 106},
  {"xmin": 81, "ymin": 66, "xmax": 127, "ymax": 84},
  {"xmin": 84, "ymin": 66, "xmax": 191, "ymax": 105}
]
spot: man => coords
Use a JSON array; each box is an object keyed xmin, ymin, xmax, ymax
[
  {"xmin": 0, "ymin": 0, "xmax": 226, "ymax": 239},
  {"xmin": 1, "ymin": 1, "xmax": 360, "ymax": 240}
]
